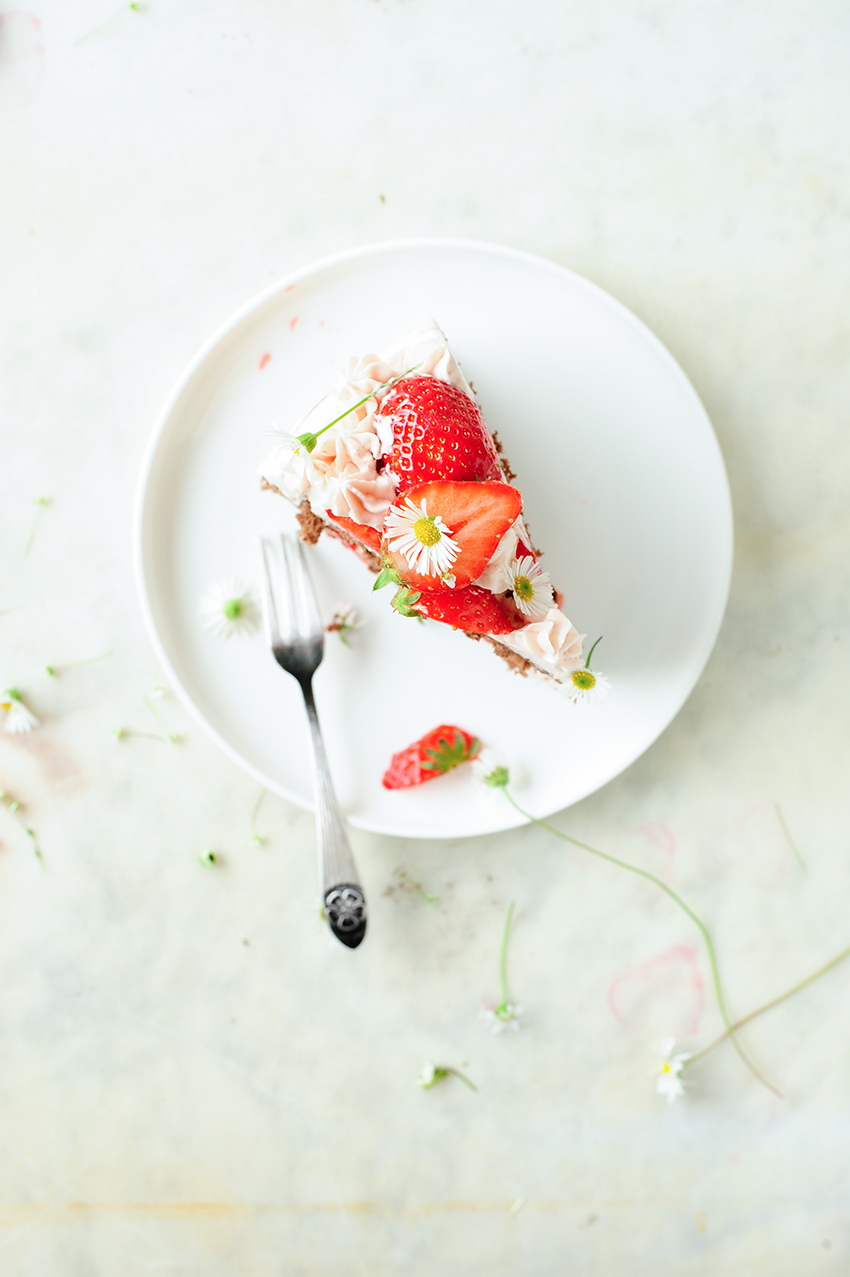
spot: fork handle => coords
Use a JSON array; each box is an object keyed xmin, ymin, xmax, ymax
[{"xmin": 300, "ymin": 678, "xmax": 367, "ymax": 948}]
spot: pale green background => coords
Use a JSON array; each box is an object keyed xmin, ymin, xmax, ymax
[{"xmin": 1, "ymin": 2, "xmax": 849, "ymax": 1273}]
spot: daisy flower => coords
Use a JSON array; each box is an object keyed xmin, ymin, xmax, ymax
[
  {"xmin": 507, "ymin": 555, "xmax": 554, "ymax": 619},
  {"xmin": 268, "ymin": 425, "xmax": 310, "ymax": 457},
  {"xmin": 417, "ymin": 1063, "xmax": 477, "ymax": 1092},
  {"xmin": 655, "ymin": 1037, "xmax": 692, "ymax": 1103},
  {"xmin": 481, "ymin": 1002, "xmax": 523, "ymax": 1034},
  {"xmin": 384, "ymin": 496, "xmax": 460, "ymax": 582},
  {"xmin": 1, "ymin": 689, "xmax": 39, "ymax": 734},
  {"xmin": 563, "ymin": 666, "xmax": 612, "ymax": 706},
  {"xmin": 563, "ymin": 635, "xmax": 611, "ymax": 706},
  {"xmin": 326, "ymin": 601, "xmax": 360, "ymax": 647},
  {"xmin": 472, "ymin": 747, "xmax": 510, "ymax": 789},
  {"xmin": 417, "ymin": 1062, "xmax": 447, "ymax": 1089},
  {"xmin": 200, "ymin": 580, "xmax": 260, "ymax": 640}
]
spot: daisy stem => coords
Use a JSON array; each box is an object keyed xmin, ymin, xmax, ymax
[
  {"xmin": 503, "ymin": 790, "xmax": 782, "ymax": 1099},
  {"xmin": 396, "ymin": 868, "xmax": 436, "ymax": 905},
  {"xmin": 143, "ymin": 695, "xmax": 178, "ymax": 742},
  {"xmin": 25, "ymin": 826, "xmax": 45, "ymax": 871},
  {"xmin": 688, "ymin": 939, "xmax": 850, "ymax": 1067},
  {"xmin": 46, "ymin": 651, "xmax": 112, "ymax": 677},
  {"xmin": 499, "ymin": 900, "xmax": 516, "ymax": 1010},
  {"xmin": 447, "ymin": 1067, "xmax": 478, "ymax": 1093},
  {"xmin": 774, "ymin": 804, "xmax": 809, "ymax": 876},
  {"xmin": 585, "ymin": 636, "xmax": 603, "ymax": 669},
  {"xmin": 74, "ymin": 2, "xmax": 140, "ymax": 46},
  {"xmin": 298, "ymin": 367, "xmax": 417, "ymax": 451},
  {"xmin": 24, "ymin": 498, "xmax": 49, "ymax": 557},
  {"xmin": 0, "ymin": 795, "xmax": 45, "ymax": 870},
  {"xmin": 250, "ymin": 787, "xmax": 267, "ymax": 843}
]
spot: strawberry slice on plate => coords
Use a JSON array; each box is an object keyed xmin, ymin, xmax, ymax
[
  {"xmin": 382, "ymin": 479, "xmax": 522, "ymax": 590},
  {"xmin": 379, "ymin": 375, "xmax": 501, "ymax": 491},
  {"xmin": 382, "ymin": 724, "xmax": 481, "ymax": 789}
]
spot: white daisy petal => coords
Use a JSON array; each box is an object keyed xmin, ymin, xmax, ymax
[
  {"xmin": 471, "ymin": 747, "xmax": 510, "ymax": 789},
  {"xmin": 1, "ymin": 690, "xmax": 39, "ymax": 734},
  {"xmin": 384, "ymin": 496, "xmax": 460, "ymax": 581},
  {"xmin": 330, "ymin": 601, "xmax": 359, "ymax": 630},
  {"xmin": 507, "ymin": 554, "xmax": 554, "ymax": 620},
  {"xmin": 655, "ymin": 1038, "xmax": 692, "ymax": 1104},
  {"xmin": 480, "ymin": 1003, "xmax": 523, "ymax": 1034},
  {"xmin": 327, "ymin": 601, "xmax": 361, "ymax": 644},
  {"xmin": 562, "ymin": 667, "xmax": 612, "ymax": 706},
  {"xmin": 200, "ymin": 579, "xmax": 261, "ymax": 640}
]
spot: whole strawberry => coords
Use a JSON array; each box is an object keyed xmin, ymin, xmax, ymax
[
  {"xmin": 379, "ymin": 376, "xmax": 501, "ymax": 491},
  {"xmin": 382, "ymin": 724, "xmax": 481, "ymax": 789}
]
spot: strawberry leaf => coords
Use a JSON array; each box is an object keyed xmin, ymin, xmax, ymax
[
  {"xmin": 373, "ymin": 565, "xmax": 402, "ymax": 591},
  {"xmin": 421, "ymin": 729, "xmax": 480, "ymax": 774}
]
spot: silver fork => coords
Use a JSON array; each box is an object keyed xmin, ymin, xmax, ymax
[{"xmin": 259, "ymin": 534, "xmax": 367, "ymax": 949}]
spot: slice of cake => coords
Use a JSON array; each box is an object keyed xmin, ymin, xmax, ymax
[{"xmin": 259, "ymin": 322, "xmax": 585, "ymax": 690}]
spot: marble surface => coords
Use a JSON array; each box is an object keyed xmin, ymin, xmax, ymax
[{"xmin": 2, "ymin": 2, "xmax": 850, "ymax": 1273}]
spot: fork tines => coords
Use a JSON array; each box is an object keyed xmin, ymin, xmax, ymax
[{"xmin": 259, "ymin": 534, "xmax": 325, "ymax": 669}]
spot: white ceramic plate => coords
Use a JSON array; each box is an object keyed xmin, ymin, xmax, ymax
[{"xmin": 134, "ymin": 239, "xmax": 732, "ymax": 839}]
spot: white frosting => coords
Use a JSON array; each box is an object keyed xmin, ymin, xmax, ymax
[
  {"xmin": 493, "ymin": 609, "xmax": 585, "ymax": 681},
  {"xmin": 259, "ymin": 321, "xmax": 585, "ymax": 679},
  {"xmin": 258, "ymin": 321, "xmax": 469, "ymax": 529}
]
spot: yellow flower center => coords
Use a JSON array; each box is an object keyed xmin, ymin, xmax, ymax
[
  {"xmin": 414, "ymin": 516, "xmax": 442, "ymax": 547},
  {"xmin": 514, "ymin": 574, "xmax": 534, "ymax": 602},
  {"xmin": 571, "ymin": 669, "xmax": 597, "ymax": 690},
  {"xmin": 662, "ymin": 1062, "xmax": 671, "ymax": 1074},
  {"xmin": 1, "ymin": 703, "xmax": 10, "ymax": 712}
]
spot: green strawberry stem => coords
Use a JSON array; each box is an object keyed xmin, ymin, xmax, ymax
[
  {"xmin": 390, "ymin": 586, "xmax": 423, "ymax": 619},
  {"xmin": 502, "ymin": 789, "xmax": 781, "ymax": 1099},
  {"xmin": 297, "ymin": 366, "xmax": 417, "ymax": 453}
]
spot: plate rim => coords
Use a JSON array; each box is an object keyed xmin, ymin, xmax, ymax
[{"xmin": 133, "ymin": 236, "xmax": 734, "ymax": 838}]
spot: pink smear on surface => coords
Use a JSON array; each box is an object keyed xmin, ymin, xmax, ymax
[
  {"xmin": 571, "ymin": 495, "xmax": 590, "ymax": 506},
  {"xmin": 284, "ymin": 284, "xmax": 296, "ymax": 293},
  {"xmin": 608, "ymin": 944, "xmax": 705, "ymax": 1037},
  {"xmin": 0, "ymin": 11, "xmax": 46, "ymax": 109},
  {"xmin": 257, "ymin": 352, "xmax": 272, "ymax": 370},
  {"xmin": 288, "ymin": 316, "xmax": 299, "ymax": 332},
  {"xmin": 3, "ymin": 730, "xmax": 88, "ymax": 794}
]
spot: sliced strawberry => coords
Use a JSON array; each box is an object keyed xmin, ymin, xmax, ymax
[
  {"xmin": 415, "ymin": 583, "xmax": 526, "ymax": 635},
  {"xmin": 382, "ymin": 724, "xmax": 480, "ymax": 790},
  {"xmin": 324, "ymin": 511, "xmax": 382, "ymax": 554},
  {"xmin": 378, "ymin": 376, "xmax": 501, "ymax": 490},
  {"xmin": 382, "ymin": 479, "xmax": 522, "ymax": 589}
]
